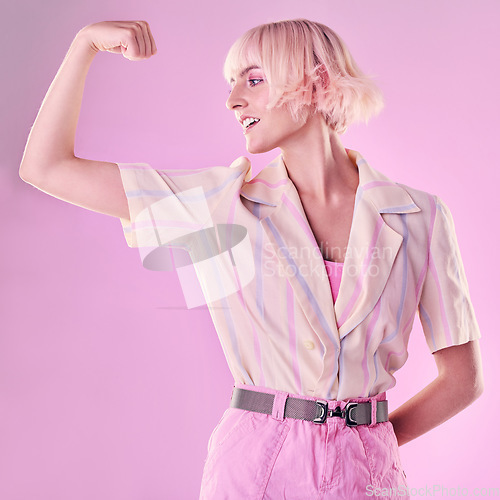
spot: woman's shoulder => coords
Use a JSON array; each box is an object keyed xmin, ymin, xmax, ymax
[{"xmin": 394, "ymin": 180, "xmax": 440, "ymax": 214}]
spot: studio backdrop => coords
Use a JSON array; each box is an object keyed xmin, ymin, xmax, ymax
[{"xmin": 1, "ymin": 0, "xmax": 498, "ymax": 498}]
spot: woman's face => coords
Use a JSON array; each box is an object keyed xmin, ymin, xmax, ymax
[{"xmin": 226, "ymin": 66, "xmax": 309, "ymax": 154}]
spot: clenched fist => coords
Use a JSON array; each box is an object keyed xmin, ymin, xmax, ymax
[{"xmin": 77, "ymin": 21, "xmax": 157, "ymax": 61}]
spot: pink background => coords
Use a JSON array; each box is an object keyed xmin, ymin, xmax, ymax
[{"xmin": 2, "ymin": 0, "xmax": 498, "ymax": 498}]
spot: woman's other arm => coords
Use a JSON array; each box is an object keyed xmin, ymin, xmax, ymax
[
  {"xmin": 19, "ymin": 21, "xmax": 157, "ymax": 221},
  {"xmin": 388, "ymin": 339, "xmax": 484, "ymax": 446}
]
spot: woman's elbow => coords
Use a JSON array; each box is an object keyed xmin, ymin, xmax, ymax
[
  {"xmin": 19, "ymin": 161, "xmax": 41, "ymax": 184},
  {"xmin": 469, "ymin": 371, "xmax": 485, "ymax": 401},
  {"xmin": 453, "ymin": 367, "xmax": 484, "ymax": 403},
  {"xmin": 434, "ymin": 339, "xmax": 484, "ymax": 402}
]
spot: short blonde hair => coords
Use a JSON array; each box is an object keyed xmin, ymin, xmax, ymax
[{"xmin": 223, "ymin": 19, "xmax": 384, "ymax": 134}]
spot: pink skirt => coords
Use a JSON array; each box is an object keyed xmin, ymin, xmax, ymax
[{"xmin": 200, "ymin": 383, "xmax": 409, "ymax": 500}]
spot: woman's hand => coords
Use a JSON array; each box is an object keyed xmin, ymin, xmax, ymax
[{"xmin": 77, "ymin": 21, "xmax": 157, "ymax": 61}]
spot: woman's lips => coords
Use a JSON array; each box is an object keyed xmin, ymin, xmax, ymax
[{"xmin": 243, "ymin": 121, "xmax": 259, "ymax": 135}]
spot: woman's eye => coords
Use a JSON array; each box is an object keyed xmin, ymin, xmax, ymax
[
  {"xmin": 249, "ymin": 79, "xmax": 263, "ymax": 87},
  {"xmin": 227, "ymin": 78, "xmax": 263, "ymax": 94}
]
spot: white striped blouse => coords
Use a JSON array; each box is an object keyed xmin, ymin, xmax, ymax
[{"xmin": 116, "ymin": 149, "xmax": 481, "ymax": 400}]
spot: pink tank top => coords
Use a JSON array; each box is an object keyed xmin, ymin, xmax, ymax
[{"xmin": 324, "ymin": 259, "xmax": 344, "ymax": 302}]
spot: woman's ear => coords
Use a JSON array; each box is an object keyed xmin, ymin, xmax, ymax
[
  {"xmin": 316, "ymin": 63, "xmax": 330, "ymax": 89},
  {"xmin": 312, "ymin": 63, "xmax": 330, "ymax": 104}
]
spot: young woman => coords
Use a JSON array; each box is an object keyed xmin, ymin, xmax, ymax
[{"xmin": 20, "ymin": 19, "xmax": 483, "ymax": 499}]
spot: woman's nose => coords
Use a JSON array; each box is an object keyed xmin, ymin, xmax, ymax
[{"xmin": 226, "ymin": 85, "xmax": 246, "ymax": 110}]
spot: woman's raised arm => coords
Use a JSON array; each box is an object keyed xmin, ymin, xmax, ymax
[{"xmin": 19, "ymin": 21, "xmax": 157, "ymax": 221}]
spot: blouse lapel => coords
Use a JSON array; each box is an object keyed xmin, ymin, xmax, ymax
[
  {"xmin": 335, "ymin": 150, "xmax": 421, "ymax": 339},
  {"xmin": 241, "ymin": 155, "xmax": 341, "ymax": 353}
]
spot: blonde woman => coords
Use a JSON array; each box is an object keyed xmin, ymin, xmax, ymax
[{"xmin": 20, "ymin": 19, "xmax": 483, "ymax": 499}]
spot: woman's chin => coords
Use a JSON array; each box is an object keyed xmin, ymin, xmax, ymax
[{"xmin": 245, "ymin": 141, "xmax": 273, "ymax": 155}]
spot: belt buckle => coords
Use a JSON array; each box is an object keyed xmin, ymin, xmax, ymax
[
  {"xmin": 313, "ymin": 400, "xmax": 328, "ymax": 424},
  {"xmin": 344, "ymin": 402, "xmax": 358, "ymax": 427},
  {"xmin": 314, "ymin": 400, "xmax": 359, "ymax": 426}
]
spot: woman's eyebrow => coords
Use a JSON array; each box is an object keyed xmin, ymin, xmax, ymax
[{"xmin": 229, "ymin": 65, "xmax": 261, "ymax": 84}]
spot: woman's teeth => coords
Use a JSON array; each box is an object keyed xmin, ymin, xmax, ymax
[{"xmin": 243, "ymin": 117, "xmax": 260, "ymax": 128}]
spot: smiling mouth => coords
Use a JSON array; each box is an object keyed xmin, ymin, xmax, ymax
[{"xmin": 243, "ymin": 118, "xmax": 260, "ymax": 134}]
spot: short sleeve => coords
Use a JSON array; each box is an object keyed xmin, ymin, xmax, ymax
[
  {"xmin": 116, "ymin": 156, "xmax": 252, "ymax": 270},
  {"xmin": 417, "ymin": 195, "xmax": 481, "ymax": 353}
]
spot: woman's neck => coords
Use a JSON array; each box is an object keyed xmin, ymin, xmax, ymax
[{"xmin": 280, "ymin": 114, "xmax": 359, "ymax": 204}]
